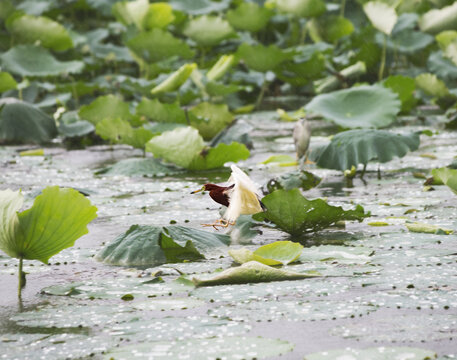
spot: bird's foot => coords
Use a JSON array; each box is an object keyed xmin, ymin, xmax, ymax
[{"xmin": 201, "ymin": 219, "xmax": 235, "ymax": 230}]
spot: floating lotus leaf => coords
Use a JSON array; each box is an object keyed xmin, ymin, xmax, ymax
[
  {"xmin": 6, "ymin": 13, "xmax": 73, "ymax": 51},
  {"xmin": 255, "ymin": 189, "xmax": 369, "ymax": 235},
  {"xmin": 272, "ymin": 0, "xmax": 326, "ymax": 18},
  {"xmin": 96, "ymin": 224, "xmax": 230, "ymax": 266},
  {"xmin": 363, "ymin": 1, "xmax": 397, "ymax": 36},
  {"xmin": 95, "ymin": 158, "xmax": 184, "ymax": 177},
  {"xmin": 0, "ymin": 72, "xmax": 17, "ymax": 93},
  {"xmin": 312, "ymin": 129, "xmax": 420, "ymax": 171},
  {"xmin": 0, "ymin": 187, "xmax": 97, "ymax": 263},
  {"xmin": 0, "ymin": 98, "xmax": 57, "ymax": 144},
  {"xmin": 305, "ymin": 85, "xmax": 401, "ymax": 128},
  {"xmin": 237, "ymin": 43, "xmax": 291, "ymax": 73},
  {"xmin": 183, "ymin": 15, "xmax": 235, "ymax": 47},
  {"xmin": 0, "ymin": 45, "xmax": 84, "ymax": 77},
  {"xmin": 78, "ymin": 95, "xmax": 131, "ymax": 125},
  {"xmin": 226, "ymin": 2, "xmax": 272, "ymax": 32},
  {"xmin": 431, "ymin": 167, "xmax": 457, "ymax": 195},
  {"xmin": 189, "ymin": 102, "xmax": 233, "ymax": 140},
  {"xmin": 419, "ymin": 1, "xmax": 457, "ymax": 34},
  {"xmin": 304, "ymin": 346, "xmax": 436, "ymax": 360},
  {"xmin": 127, "ymin": 29, "xmax": 194, "ymax": 63},
  {"xmin": 167, "ymin": 0, "xmax": 230, "ymax": 15},
  {"xmin": 193, "ymin": 261, "xmax": 317, "ymax": 287},
  {"xmin": 229, "ymin": 241, "xmax": 303, "ymax": 266}
]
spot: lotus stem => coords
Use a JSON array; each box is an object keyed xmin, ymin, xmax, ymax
[
  {"xmin": 378, "ymin": 35, "xmax": 387, "ymax": 82},
  {"xmin": 255, "ymin": 80, "xmax": 268, "ymax": 109},
  {"xmin": 340, "ymin": 0, "xmax": 346, "ymax": 16},
  {"xmin": 360, "ymin": 164, "xmax": 367, "ymax": 179},
  {"xmin": 18, "ymin": 257, "xmax": 23, "ymax": 299}
]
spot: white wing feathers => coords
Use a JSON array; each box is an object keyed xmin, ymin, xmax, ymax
[{"xmin": 223, "ymin": 165, "xmax": 263, "ymax": 222}]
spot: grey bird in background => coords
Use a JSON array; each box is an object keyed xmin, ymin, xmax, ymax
[{"xmin": 293, "ymin": 118, "xmax": 312, "ymax": 164}]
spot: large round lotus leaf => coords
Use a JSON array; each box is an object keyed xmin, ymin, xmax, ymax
[
  {"xmin": 0, "ymin": 98, "xmax": 57, "ymax": 144},
  {"xmin": 304, "ymin": 346, "xmax": 436, "ymax": 360},
  {"xmin": 6, "ymin": 13, "xmax": 73, "ymax": 51},
  {"xmin": 305, "ymin": 85, "xmax": 401, "ymax": 128},
  {"xmin": 78, "ymin": 95, "xmax": 131, "ymax": 125},
  {"xmin": 363, "ymin": 1, "xmax": 397, "ymax": 35},
  {"xmin": 383, "ymin": 75, "xmax": 416, "ymax": 113},
  {"xmin": 167, "ymin": 0, "xmax": 230, "ymax": 15},
  {"xmin": 189, "ymin": 102, "xmax": 233, "ymax": 140},
  {"xmin": 237, "ymin": 43, "xmax": 291, "ymax": 73},
  {"xmin": 272, "ymin": 0, "xmax": 325, "ymax": 18},
  {"xmin": 0, "ymin": 45, "xmax": 84, "ymax": 77},
  {"xmin": 187, "ymin": 142, "xmax": 250, "ymax": 171},
  {"xmin": 127, "ymin": 28, "xmax": 194, "ymax": 62},
  {"xmin": 428, "ymin": 51, "xmax": 457, "ymax": 80},
  {"xmin": 183, "ymin": 15, "xmax": 235, "ymax": 47},
  {"xmin": 226, "ymin": 2, "xmax": 272, "ymax": 32},
  {"xmin": 381, "ymin": 31, "xmax": 434, "ymax": 54},
  {"xmin": 312, "ymin": 129, "xmax": 420, "ymax": 171},
  {"xmin": 419, "ymin": 1, "xmax": 457, "ymax": 34},
  {"xmin": 104, "ymin": 336, "xmax": 293, "ymax": 359}
]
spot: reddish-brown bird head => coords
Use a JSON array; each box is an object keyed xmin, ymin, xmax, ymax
[{"xmin": 191, "ymin": 183, "xmax": 234, "ymax": 207}]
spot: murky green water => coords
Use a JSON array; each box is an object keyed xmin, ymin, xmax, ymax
[{"xmin": 1, "ymin": 112, "xmax": 456, "ymax": 359}]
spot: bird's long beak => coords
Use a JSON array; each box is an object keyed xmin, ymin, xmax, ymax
[{"xmin": 190, "ymin": 188, "xmax": 202, "ymax": 194}]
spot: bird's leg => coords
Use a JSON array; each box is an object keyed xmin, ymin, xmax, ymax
[
  {"xmin": 201, "ymin": 219, "xmax": 235, "ymax": 230},
  {"xmin": 303, "ymin": 154, "xmax": 315, "ymax": 165}
]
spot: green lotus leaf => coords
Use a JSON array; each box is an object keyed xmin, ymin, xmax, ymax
[
  {"xmin": 266, "ymin": 170, "xmax": 321, "ymax": 192},
  {"xmin": 237, "ymin": 43, "xmax": 291, "ymax": 73},
  {"xmin": 207, "ymin": 54, "xmax": 237, "ymax": 81},
  {"xmin": 0, "ymin": 72, "xmax": 17, "ymax": 93},
  {"xmin": 187, "ymin": 142, "xmax": 250, "ymax": 171},
  {"xmin": 96, "ymin": 224, "xmax": 230, "ymax": 266},
  {"xmin": 151, "ymin": 63, "xmax": 197, "ymax": 95},
  {"xmin": 419, "ymin": 1, "xmax": 457, "ymax": 34},
  {"xmin": 381, "ymin": 30, "xmax": 434, "ymax": 54},
  {"xmin": 0, "ymin": 187, "xmax": 97, "ymax": 263},
  {"xmin": 306, "ymin": 85, "xmax": 401, "ymax": 128},
  {"xmin": 415, "ymin": 73, "xmax": 449, "ymax": 98},
  {"xmin": 112, "ymin": 0, "xmax": 149, "ymax": 30},
  {"xmin": 271, "ymin": 0, "xmax": 325, "ymax": 18},
  {"xmin": 0, "ymin": 98, "xmax": 57, "ymax": 144},
  {"xmin": 405, "ymin": 222, "xmax": 453, "ymax": 235},
  {"xmin": 58, "ymin": 111, "xmax": 94, "ymax": 138},
  {"xmin": 428, "ymin": 51, "xmax": 457, "ymax": 80},
  {"xmin": 311, "ymin": 15, "xmax": 354, "ymax": 43},
  {"xmin": 383, "ymin": 75, "xmax": 416, "ymax": 113},
  {"xmin": 79, "ymin": 95, "xmax": 131, "ymax": 125},
  {"xmin": 136, "ymin": 98, "xmax": 187, "ymax": 123},
  {"xmin": 0, "ymin": 45, "xmax": 84, "ymax": 77},
  {"xmin": 255, "ymin": 189, "xmax": 369, "ymax": 235},
  {"xmin": 209, "ymin": 119, "xmax": 253, "ymax": 149},
  {"xmin": 431, "ymin": 167, "xmax": 457, "ymax": 195},
  {"xmin": 189, "ymin": 102, "xmax": 233, "ymax": 140},
  {"xmin": 363, "ymin": 1, "xmax": 397, "ymax": 36},
  {"xmin": 261, "ymin": 155, "xmax": 296, "ymax": 165},
  {"xmin": 167, "ymin": 0, "xmax": 230, "ymax": 15},
  {"xmin": 146, "ymin": 126, "xmax": 204, "ymax": 168},
  {"xmin": 205, "ymin": 82, "xmax": 243, "ymax": 97},
  {"xmin": 183, "ymin": 15, "xmax": 235, "ymax": 47},
  {"xmin": 230, "ymin": 241, "xmax": 303, "ymax": 266},
  {"xmin": 299, "ymin": 245, "xmax": 373, "ymax": 264},
  {"xmin": 435, "ymin": 30, "xmax": 457, "ymax": 50},
  {"xmin": 0, "ymin": 0, "xmax": 14, "ymax": 20},
  {"xmin": 193, "ymin": 261, "xmax": 318, "ymax": 287},
  {"xmin": 144, "ymin": 2, "xmax": 175, "ymax": 29},
  {"xmin": 127, "ymin": 28, "xmax": 194, "ymax": 63},
  {"xmin": 95, "ymin": 157, "xmax": 184, "ymax": 177},
  {"xmin": 227, "ymin": 2, "xmax": 272, "ymax": 32},
  {"xmin": 304, "ymin": 346, "xmax": 436, "ymax": 360},
  {"xmin": 6, "ymin": 13, "xmax": 73, "ymax": 51},
  {"xmin": 95, "ymin": 118, "xmax": 153, "ymax": 149},
  {"xmin": 276, "ymin": 51, "xmax": 326, "ymax": 86},
  {"xmin": 312, "ymin": 129, "xmax": 420, "ymax": 171}
]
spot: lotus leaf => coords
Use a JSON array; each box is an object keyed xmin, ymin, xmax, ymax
[
  {"xmin": 144, "ymin": 3, "xmax": 175, "ymax": 29},
  {"xmin": 79, "ymin": 95, "xmax": 131, "ymax": 125},
  {"xmin": 431, "ymin": 167, "xmax": 457, "ymax": 195},
  {"xmin": 150, "ymin": 63, "xmax": 197, "ymax": 95},
  {"xmin": 95, "ymin": 118, "xmax": 153, "ymax": 149},
  {"xmin": 305, "ymin": 85, "xmax": 401, "ymax": 128},
  {"xmin": 227, "ymin": 2, "xmax": 272, "ymax": 32},
  {"xmin": 271, "ymin": 0, "xmax": 326, "ymax": 18},
  {"xmin": 183, "ymin": 15, "xmax": 235, "ymax": 47},
  {"xmin": 299, "ymin": 245, "xmax": 373, "ymax": 264},
  {"xmin": 95, "ymin": 157, "xmax": 184, "ymax": 177},
  {"xmin": 206, "ymin": 54, "xmax": 237, "ymax": 81},
  {"xmin": 209, "ymin": 119, "xmax": 253, "ymax": 149},
  {"xmin": 0, "ymin": 45, "xmax": 84, "ymax": 77},
  {"xmin": 96, "ymin": 224, "xmax": 230, "ymax": 266},
  {"xmin": 416, "ymin": 73, "xmax": 449, "ymax": 98},
  {"xmin": 167, "ymin": 0, "xmax": 230, "ymax": 15},
  {"xmin": 261, "ymin": 155, "xmax": 296, "ymax": 165},
  {"xmin": 255, "ymin": 189, "xmax": 369, "ymax": 235},
  {"xmin": 127, "ymin": 29, "xmax": 194, "ymax": 63},
  {"xmin": 266, "ymin": 170, "xmax": 321, "ymax": 192},
  {"xmin": 6, "ymin": 13, "xmax": 73, "ymax": 51},
  {"xmin": 0, "ymin": 98, "xmax": 57, "ymax": 144},
  {"xmin": 276, "ymin": 51, "xmax": 326, "ymax": 86},
  {"xmin": 383, "ymin": 75, "xmax": 416, "ymax": 113},
  {"xmin": 311, "ymin": 129, "xmax": 420, "ymax": 171},
  {"xmin": 230, "ymin": 241, "xmax": 303, "ymax": 266},
  {"xmin": 189, "ymin": 102, "xmax": 233, "ymax": 140},
  {"xmin": 112, "ymin": 0, "xmax": 149, "ymax": 30},
  {"xmin": 0, "ymin": 72, "xmax": 17, "ymax": 93},
  {"xmin": 193, "ymin": 261, "xmax": 317, "ymax": 287},
  {"xmin": 405, "ymin": 222, "xmax": 453, "ymax": 235},
  {"xmin": 136, "ymin": 98, "xmax": 187, "ymax": 123},
  {"xmin": 187, "ymin": 142, "xmax": 250, "ymax": 171},
  {"xmin": 363, "ymin": 1, "xmax": 397, "ymax": 36},
  {"xmin": 304, "ymin": 346, "xmax": 436, "ymax": 360},
  {"xmin": 237, "ymin": 43, "xmax": 291, "ymax": 73},
  {"xmin": 380, "ymin": 30, "xmax": 434, "ymax": 54},
  {"xmin": 419, "ymin": 1, "xmax": 457, "ymax": 34},
  {"xmin": 312, "ymin": 15, "xmax": 354, "ymax": 43}
]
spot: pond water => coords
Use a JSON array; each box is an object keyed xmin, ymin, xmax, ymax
[{"xmin": 0, "ymin": 112, "xmax": 456, "ymax": 359}]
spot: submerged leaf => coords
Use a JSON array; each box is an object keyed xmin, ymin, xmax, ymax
[
  {"xmin": 311, "ymin": 129, "xmax": 420, "ymax": 171},
  {"xmin": 255, "ymin": 189, "xmax": 369, "ymax": 235},
  {"xmin": 306, "ymin": 85, "xmax": 401, "ymax": 128},
  {"xmin": 304, "ymin": 346, "xmax": 436, "ymax": 360},
  {"xmin": 230, "ymin": 241, "xmax": 303, "ymax": 266},
  {"xmin": 405, "ymin": 222, "xmax": 453, "ymax": 235},
  {"xmin": 193, "ymin": 261, "xmax": 317, "ymax": 287},
  {"xmin": 299, "ymin": 245, "xmax": 373, "ymax": 263}
]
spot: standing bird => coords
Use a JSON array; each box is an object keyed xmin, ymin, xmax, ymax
[
  {"xmin": 191, "ymin": 164, "xmax": 265, "ymax": 229},
  {"xmin": 293, "ymin": 118, "xmax": 312, "ymax": 163}
]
